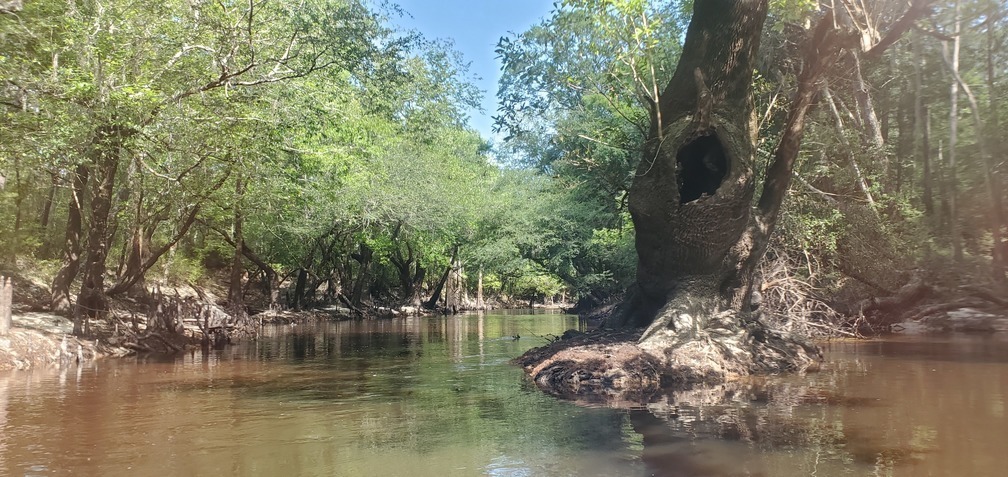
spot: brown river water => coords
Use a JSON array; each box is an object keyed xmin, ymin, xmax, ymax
[{"xmin": 1, "ymin": 311, "xmax": 1006, "ymax": 476}]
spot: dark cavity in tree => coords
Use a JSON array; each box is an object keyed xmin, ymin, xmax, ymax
[{"xmin": 676, "ymin": 134, "xmax": 727, "ymax": 203}]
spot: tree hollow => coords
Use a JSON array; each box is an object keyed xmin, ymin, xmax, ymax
[{"xmin": 677, "ymin": 134, "xmax": 727, "ymax": 203}]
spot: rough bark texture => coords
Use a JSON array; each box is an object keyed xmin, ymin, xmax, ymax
[
  {"xmin": 50, "ymin": 163, "xmax": 88, "ymax": 313},
  {"xmin": 75, "ymin": 125, "xmax": 127, "ymax": 335},
  {"xmin": 229, "ymin": 176, "xmax": 246, "ymax": 318},
  {"xmin": 610, "ymin": 0, "xmax": 769, "ymax": 331},
  {"xmin": 519, "ymin": 1, "xmax": 853, "ymax": 400},
  {"xmin": 608, "ymin": 0, "xmax": 766, "ymax": 332}
]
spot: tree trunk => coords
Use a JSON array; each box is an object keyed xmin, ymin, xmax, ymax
[
  {"xmin": 293, "ymin": 268, "xmax": 308, "ymax": 310},
  {"xmin": 986, "ymin": 3, "xmax": 1007, "ymax": 280},
  {"xmin": 50, "ymin": 163, "xmax": 88, "ymax": 313},
  {"xmin": 349, "ymin": 242, "xmax": 373, "ymax": 307},
  {"xmin": 40, "ymin": 172, "xmax": 56, "ymax": 231},
  {"xmin": 940, "ymin": 11, "xmax": 1005, "ymax": 280},
  {"xmin": 390, "ymin": 241, "xmax": 424, "ymax": 306},
  {"xmin": 229, "ymin": 175, "xmax": 246, "ymax": 317},
  {"xmin": 75, "ymin": 125, "xmax": 126, "ymax": 335},
  {"xmin": 851, "ymin": 52, "xmax": 885, "ymax": 150},
  {"xmin": 913, "ymin": 34, "xmax": 934, "ymax": 217},
  {"xmin": 117, "ymin": 187, "xmax": 150, "ymax": 298},
  {"xmin": 612, "ymin": 0, "xmax": 770, "ymax": 331},
  {"xmin": 609, "ymin": 1, "xmax": 843, "ymax": 369},
  {"xmin": 518, "ymin": 0, "xmax": 926, "ymax": 400},
  {"xmin": 945, "ymin": 2, "xmax": 963, "ymax": 263},
  {"xmin": 477, "ymin": 268, "xmax": 484, "ymax": 310},
  {"xmin": 424, "ymin": 245, "xmax": 457, "ymax": 310},
  {"xmin": 823, "ymin": 85, "xmax": 878, "ymax": 211}
]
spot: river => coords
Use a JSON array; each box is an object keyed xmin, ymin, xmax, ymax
[{"xmin": 1, "ymin": 311, "xmax": 1005, "ymax": 476}]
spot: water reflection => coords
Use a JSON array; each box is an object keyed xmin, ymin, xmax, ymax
[
  {"xmin": 1, "ymin": 317, "xmax": 1006, "ymax": 476},
  {"xmin": 0, "ymin": 313, "xmax": 643, "ymax": 477},
  {"xmin": 628, "ymin": 336, "xmax": 1008, "ymax": 476}
]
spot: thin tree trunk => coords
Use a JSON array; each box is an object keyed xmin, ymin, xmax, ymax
[
  {"xmin": 851, "ymin": 52, "xmax": 885, "ymax": 150},
  {"xmin": 293, "ymin": 268, "xmax": 307, "ymax": 310},
  {"xmin": 229, "ymin": 175, "xmax": 246, "ymax": 317},
  {"xmin": 39, "ymin": 173, "xmax": 56, "ymax": 231},
  {"xmin": 823, "ymin": 85, "xmax": 878, "ymax": 210},
  {"xmin": 424, "ymin": 245, "xmax": 457, "ymax": 310},
  {"xmin": 944, "ymin": 3, "xmax": 963, "ymax": 263},
  {"xmin": 207, "ymin": 222, "xmax": 281, "ymax": 307},
  {"xmin": 477, "ymin": 268, "xmax": 484, "ymax": 310},
  {"xmin": 107, "ymin": 172, "xmax": 227, "ymax": 297},
  {"xmin": 913, "ymin": 34, "xmax": 934, "ymax": 217},
  {"xmin": 0, "ymin": 276, "xmax": 12, "ymax": 336},
  {"xmin": 940, "ymin": 9, "xmax": 1005, "ymax": 278},
  {"xmin": 119, "ymin": 188, "xmax": 148, "ymax": 298},
  {"xmin": 985, "ymin": 3, "xmax": 1006, "ymax": 279},
  {"xmin": 350, "ymin": 243, "xmax": 373, "ymax": 307},
  {"xmin": 12, "ymin": 155, "xmax": 21, "ymax": 233}
]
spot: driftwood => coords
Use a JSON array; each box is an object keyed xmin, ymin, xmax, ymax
[
  {"xmin": 336, "ymin": 293, "xmax": 367, "ymax": 317},
  {"xmin": 852, "ymin": 273, "xmax": 931, "ymax": 323},
  {"xmin": 960, "ymin": 285, "xmax": 1008, "ymax": 308},
  {"xmin": 903, "ymin": 299, "xmax": 989, "ymax": 323}
]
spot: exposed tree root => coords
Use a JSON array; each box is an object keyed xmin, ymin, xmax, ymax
[{"xmin": 516, "ymin": 314, "xmax": 820, "ymax": 405}]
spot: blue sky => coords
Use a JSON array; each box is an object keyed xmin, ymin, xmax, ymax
[{"xmin": 391, "ymin": 1, "xmax": 555, "ymax": 142}]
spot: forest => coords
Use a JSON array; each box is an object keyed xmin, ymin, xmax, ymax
[{"xmin": 1, "ymin": 0, "xmax": 1006, "ymax": 358}]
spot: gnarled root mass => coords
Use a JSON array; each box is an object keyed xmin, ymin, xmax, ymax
[{"xmin": 516, "ymin": 315, "xmax": 820, "ymax": 405}]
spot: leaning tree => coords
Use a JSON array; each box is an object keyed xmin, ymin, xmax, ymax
[{"xmin": 521, "ymin": 0, "xmax": 931, "ymax": 390}]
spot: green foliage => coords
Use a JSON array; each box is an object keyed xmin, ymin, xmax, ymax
[
  {"xmin": 511, "ymin": 268, "xmax": 565, "ymax": 301},
  {"xmin": 769, "ymin": 0, "xmax": 818, "ymax": 24},
  {"xmin": 164, "ymin": 255, "xmax": 206, "ymax": 285},
  {"xmin": 4, "ymin": 0, "xmax": 1003, "ymax": 316},
  {"xmin": 490, "ymin": 1, "xmax": 692, "ymax": 303}
]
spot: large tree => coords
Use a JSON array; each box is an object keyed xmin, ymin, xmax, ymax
[
  {"xmin": 615, "ymin": 0, "xmax": 929, "ymax": 333},
  {"xmin": 519, "ymin": 0, "xmax": 930, "ymax": 393}
]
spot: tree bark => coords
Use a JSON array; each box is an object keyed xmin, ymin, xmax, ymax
[
  {"xmin": 945, "ymin": 1, "xmax": 963, "ymax": 263},
  {"xmin": 50, "ymin": 163, "xmax": 88, "ymax": 313},
  {"xmin": 614, "ymin": 2, "xmax": 846, "ymax": 336},
  {"xmin": 390, "ymin": 240, "xmax": 425, "ymax": 306},
  {"xmin": 75, "ymin": 125, "xmax": 127, "ymax": 335},
  {"xmin": 939, "ymin": 11, "xmax": 1005, "ymax": 280},
  {"xmin": 40, "ymin": 173, "xmax": 56, "ymax": 231},
  {"xmin": 823, "ymin": 85, "xmax": 878, "ymax": 210},
  {"xmin": 228, "ymin": 175, "xmax": 246, "ymax": 317},
  {"xmin": 206, "ymin": 223, "xmax": 281, "ymax": 307},
  {"xmin": 614, "ymin": 0, "xmax": 770, "ymax": 330},
  {"xmin": 851, "ymin": 52, "xmax": 885, "ymax": 150},
  {"xmin": 349, "ymin": 242, "xmax": 373, "ymax": 307},
  {"xmin": 519, "ymin": 0, "xmax": 929, "ymax": 400},
  {"xmin": 606, "ymin": 4, "xmax": 849, "ymax": 379},
  {"xmin": 986, "ymin": 3, "xmax": 1007, "ymax": 280},
  {"xmin": 912, "ymin": 34, "xmax": 934, "ymax": 217},
  {"xmin": 477, "ymin": 268, "xmax": 484, "ymax": 310},
  {"xmin": 424, "ymin": 245, "xmax": 457, "ymax": 310}
]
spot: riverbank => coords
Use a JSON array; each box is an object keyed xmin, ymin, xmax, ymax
[
  {"xmin": 0, "ymin": 313, "xmax": 124, "ymax": 370},
  {"xmin": 518, "ymin": 280, "xmax": 1008, "ymax": 405}
]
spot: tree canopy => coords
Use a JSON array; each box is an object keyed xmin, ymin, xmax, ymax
[{"xmin": 1, "ymin": 0, "xmax": 1005, "ymax": 336}]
